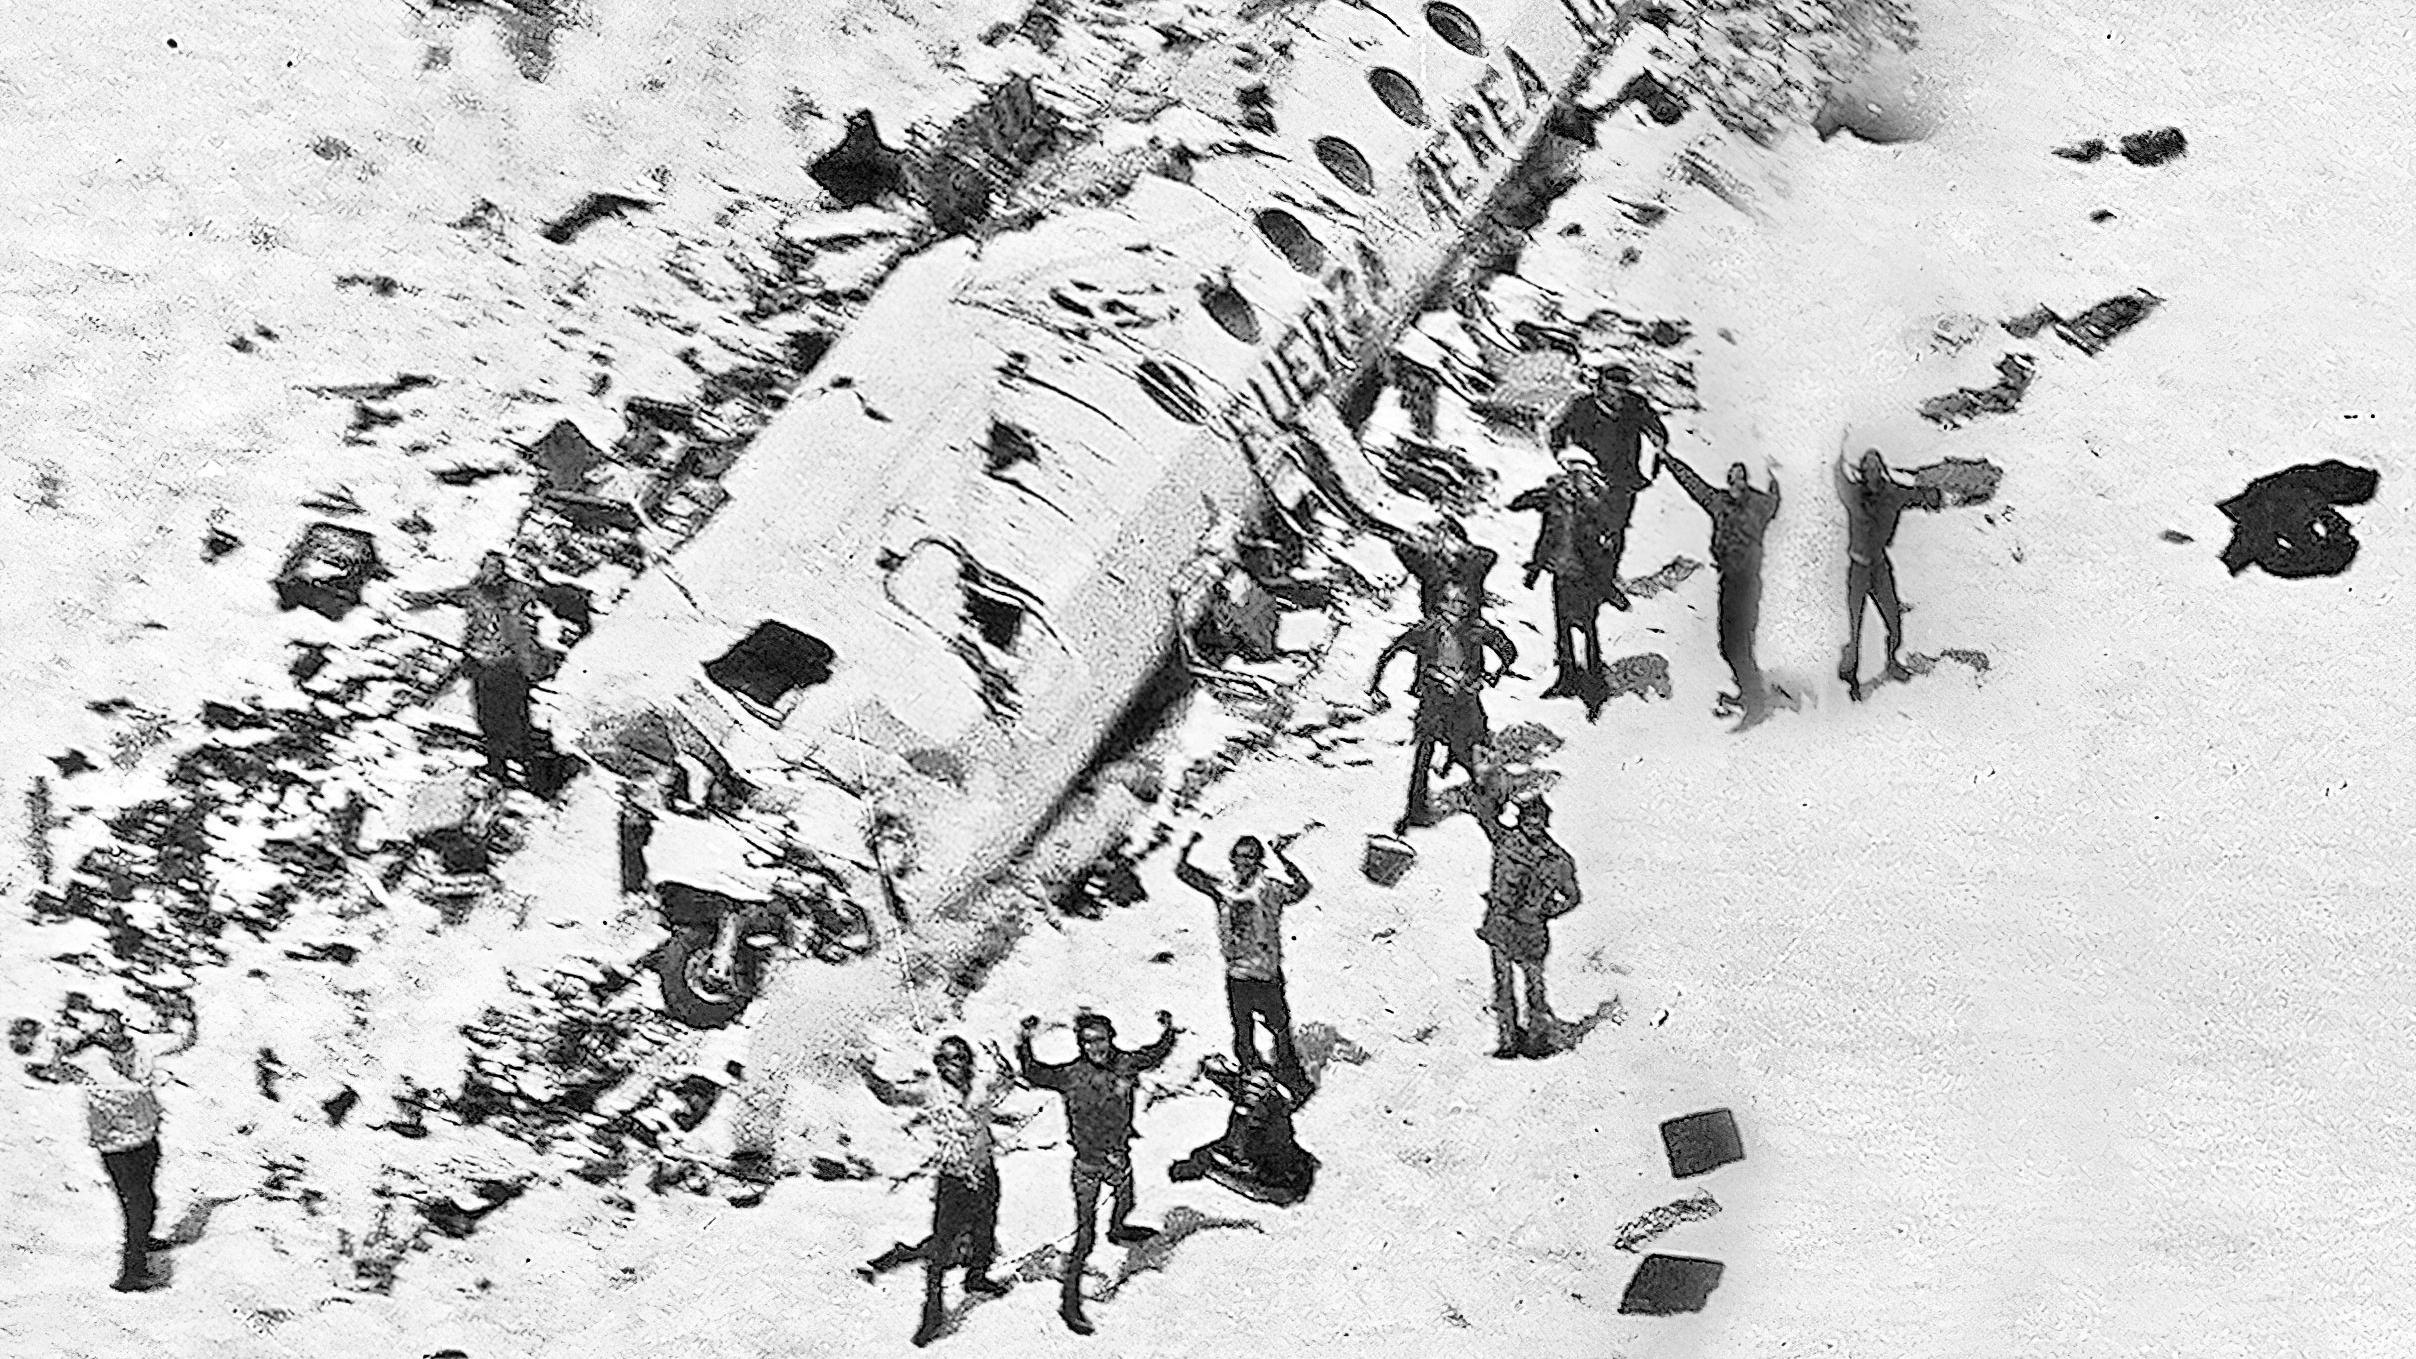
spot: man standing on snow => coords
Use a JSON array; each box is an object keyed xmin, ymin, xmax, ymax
[
  {"xmin": 1368, "ymin": 582, "xmax": 1518, "ymax": 834},
  {"xmin": 1547, "ymin": 364, "xmax": 1669, "ymax": 580},
  {"xmin": 1664, "ymin": 454, "xmax": 1783, "ymax": 721},
  {"xmin": 857, "ymin": 1036, "xmax": 1018, "ymax": 1347},
  {"xmin": 1017, "ymin": 1009, "xmax": 1180, "ymax": 1336},
  {"xmin": 1509, "ymin": 450, "xmax": 1629, "ymax": 701},
  {"xmin": 1835, "ymin": 447, "xmax": 1945, "ymax": 699},
  {"xmin": 1174, "ymin": 829, "xmax": 1313, "ymax": 1101},
  {"xmin": 1389, "ymin": 514, "xmax": 1499, "ymax": 623},
  {"xmin": 47, "ymin": 997, "xmax": 199, "ymax": 1291},
  {"xmin": 401, "ymin": 552, "xmax": 557, "ymax": 787},
  {"xmin": 1472, "ymin": 787, "xmax": 1581, "ymax": 1059}
]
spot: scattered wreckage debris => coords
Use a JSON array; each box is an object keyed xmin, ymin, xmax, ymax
[
  {"xmin": 1916, "ymin": 353, "xmax": 2036, "ymax": 429},
  {"xmin": 540, "ymin": 191, "xmax": 657, "ymax": 245},
  {"xmin": 812, "ymin": 110, "xmax": 910, "ymax": 210},
  {"xmin": 274, "ymin": 522, "xmax": 387, "ymax": 620},
  {"xmin": 2053, "ymin": 126, "xmax": 2187, "ymax": 166},
  {"xmin": 2006, "ymin": 290, "xmax": 2162, "ymax": 356},
  {"xmin": 2216, "ymin": 460, "xmax": 2379, "ymax": 579}
]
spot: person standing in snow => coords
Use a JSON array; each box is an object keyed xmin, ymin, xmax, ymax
[
  {"xmin": 1509, "ymin": 451, "xmax": 1629, "ymax": 701},
  {"xmin": 1547, "ymin": 364, "xmax": 1668, "ymax": 580},
  {"xmin": 46, "ymin": 998, "xmax": 198, "ymax": 1291},
  {"xmin": 1174, "ymin": 829, "xmax": 1313, "ymax": 1101},
  {"xmin": 401, "ymin": 552, "xmax": 556, "ymax": 787},
  {"xmin": 1389, "ymin": 515, "xmax": 1499, "ymax": 622},
  {"xmin": 856, "ymin": 1036, "xmax": 1018, "ymax": 1347},
  {"xmin": 1834, "ymin": 447, "xmax": 1945, "ymax": 699},
  {"xmin": 1663, "ymin": 454, "xmax": 1783, "ymax": 721},
  {"xmin": 1367, "ymin": 582, "xmax": 1518, "ymax": 835},
  {"xmin": 1016, "ymin": 1010, "xmax": 1180, "ymax": 1336},
  {"xmin": 1472, "ymin": 787, "xmax": 1580, "ymax": 1059}
]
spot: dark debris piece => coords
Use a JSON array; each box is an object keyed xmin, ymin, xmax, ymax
[
  {"xmin": 1618, "ymin": 1254, "xmax": 1725, "ymax": 1315},
  {"xmin": 2216, "ymin": 460, "xmax": 2379, "ymax": 579},
  {"xmin": 50, "ymin": 750, "xmax": 97, "ymax": 777},
  {"xmin": 808, "ymin": 111, "xmax": 907, "ymax": 209},
  {"xmin": 541, "ymin": 192, "xmax": 656, "ymax": 245},
  {"xmin": 2160, "ymin": 528, "xmax": 2195, "ymax": 544},
  {"xmin": 2052, "ymin": 138, "xmax": 2108, "ymax": 162},
  {"xmin": 1917, "ymin": 354, "xmax": 2036, "ymax": 429},
  {"xmin": 321, "ymin": 1087, "xmax": 360, "ymax": 1126},
  {"xmin": 1659, "ymin": 1107, "xmax": 1744, "ymax": 1179},
  {"xmin": 2053, "ymin": 290, "xmax": 2162, "ymax": 356},
  {"xmin": 2119, "ymin": 126, "xmax": 2187, "ymax": 166},
  {"xmin": 203, "ymin": 527, "xmax": 243, "ymax": 562}
]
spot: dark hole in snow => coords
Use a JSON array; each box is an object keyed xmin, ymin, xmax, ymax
[
  {"xmin": 1659, "ymin": 1108, "xmax": 1744, "ymax": 1178},
  {"xmin": 963, "ymin": 588, "xmax": 1026, "ymax": 652},
  {"xmin": 1618, "ymin": 1254, "xmax": 1725, "ymax": 1314},
  {"xmin": 2216, "ymin": 460, "xmax": 2379, "ymax": 578},
  {"xmin": 1136, "ymin": 359, "xmax": 1209, "ymax": 424},
  {"xmin": 1314, "ymin": 137, "xmax": 1375, "ymax": 194},
  {"xmin": 1255, "ymin": 209, "xmax": 1327, "ymax": 275},
  {"xmin": 1423, "ymin": 3, "xmax": 1485, "ymax": 55},
  {"xmin": 704, "ymin": 621, "xmax": 836, "ymax": 709},
  {"xmin": 2119, "ymin": 126, "xmax": 2187, "ymax": 166},
  {"xmin": 1368, "ymin": 68, "xmax": 1429, "ymax": 127},
  {"xmin": 1198, "ymin": 277, "xmax": 1262, "ymax": 344}
]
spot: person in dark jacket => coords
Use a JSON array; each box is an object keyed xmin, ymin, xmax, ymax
[
  {"xmin": 1168, "ymin": 1056, "xmax": 1318, "ymax": 1205},
  {"xmin": 1018, "ymin": 1010, "xmax": 1180, "ymax": 1336},
  {"xmin": 858, "ymin": 1036, "xmax": 1018, "ymax": 1347},
  {"xmin": 1175, "ymin": 830, "xmax": 1313, "ymax": 1100},
  {"xmin": 1548, "ymin": 364, "xmax": 1668, "ymax": 579},
  {"xmin": 1509, "ymin": 451, "xmax": 1629, "ymax": 700},
  {"xmin": 401, "ymin": 552, "xmax": 555, "ymax": 786},
  {"xmin": 1390, "ymin": 515, "xmax": 1499, "ymax": 622},
  {"xmin": 1665, "ymin": 455, "xmax": 1782, "ymax": 720},
  {"xmin": 1367, "ymin": 583, "xmax": 1518, "ymax": 834},
  {"xmin": 1471, "ymin": 786, "xmax": 1580, "ymax": 1058},
  {"xmin": 1835, "ymin": 448, "xmax": 1945, "ymax": 699}
]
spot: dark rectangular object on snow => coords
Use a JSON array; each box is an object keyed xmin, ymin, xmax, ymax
[
  {"xmin": 1659, "ymin": 1107, "xmax": 1744, "ymax": 1179},
  {"xmin": 1618, "ymin": 1254, "xmax": 1725, "ymax": 1315},
  {"xmin": 703, "ymin": 621, "xmax": 836, "ymax": 711},
  {"xmin": 274, "ymin": 522, "xmax": 386, "ymax": 621}
]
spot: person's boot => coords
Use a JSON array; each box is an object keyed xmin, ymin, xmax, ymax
[
  {"xmin": 110, "ymin": 1257, "xmax": 158, "ymax": 1293},
  {"xmin": 911, "ymin": 1293, "xmax": 946, "ymax": 1348},
  {"xmin": 964, "ymin": 1274, "xmax": 1012, "ymax": 1298},
  {"xmin": 1106, "ymin": 1220, "xmax": 1158, "ymax": 1246},
  {"xmin": 1061, "ymin": 1289, "xmax": 1095, "ymax": 1336},
  {"xmin": 1541, "ymin": 669, "xmax": 1578, "ymax": 699},
  {"xmin": 1603, "ymin": 582, "xmax": 1632, "ymax": 612},
  {"xmin": 1882, "ymin": 654, "xmax": 1914, "ymax": 684}
]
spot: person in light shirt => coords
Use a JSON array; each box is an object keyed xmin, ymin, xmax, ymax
[
  {"xmin": 48, "ymin": 998, "xmax": 199, "ymax": 1292},
  {"xmin": 857, "ymin": 1036, "xmax": 1019, "ymax": 1347}
]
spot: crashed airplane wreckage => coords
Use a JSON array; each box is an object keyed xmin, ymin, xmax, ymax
[{"xmin": 556, "ymin": 0, "xmax": 1656, "ymax": 979}]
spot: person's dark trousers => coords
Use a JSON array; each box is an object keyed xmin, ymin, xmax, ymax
[
  {"xmin": 918, "ymin": 1168, "xmax": 1000, "ymax": 1337},
  {"xmin": 1063, "ymin": 1151, "xmax": 1135, "ymax": 1316},
  {"xmin": 1488, "ymin": 948, "xmax": 1552, "ymax": 1052},
  {"xmin": 1225, "ymin": 976, "xmax": 1307, "ymax": 1092},
  {"xmin": 1715, "ymin": 562, "xmax": 1766, "ymax": 708},
  {"xmin": 1548, "ymin": 573, "xmax": 1605, "ymax": 690},
  {"xmin": 1403, "ymin": 693, "xmax": 1487, "ymax": 826},
  {"xmin": 101, "ymin": 1139, "xmax": 160, "ymax": 1282},
  {"xmin": 468, "ymin": 661, "xmax": 535, "ymax": 780},
  {"xmin": 1841, "ymin": 553, "xmax": 1904, "ymax": 677}
]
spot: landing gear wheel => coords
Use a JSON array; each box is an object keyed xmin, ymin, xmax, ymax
[{"xmin": 656, "ymin": 930, "xmax": 749, "ymax": 1028}]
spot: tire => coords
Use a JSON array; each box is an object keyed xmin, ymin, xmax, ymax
[{"xmin": 655, "ymin": 929, "xmax": 752, "ymax": 1029}]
